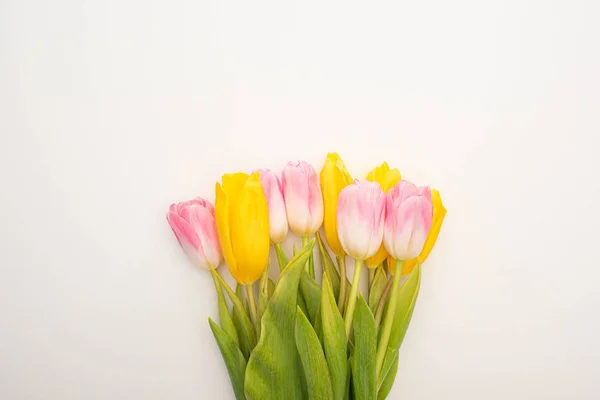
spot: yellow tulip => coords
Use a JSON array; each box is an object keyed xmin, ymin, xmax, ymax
[
  {"xmin": 364, "ymin": 162, "xmax": 401, "ymax": 268},
  {"xmin": 388, "ymin": 189, "xmax": 447, "ymax": 275},
  {"xmin": 320, "ymin": 153, "xmax": 353, "ymax": 256},
  {"xmin": 215, "ymin": 172, "xmax": 270, "ymax": 284}
]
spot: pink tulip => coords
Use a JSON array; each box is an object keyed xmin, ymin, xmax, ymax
[
  {"xmin": 281, "ymin": 161, "xmax": 324, "ymax": 236},
  {"xmin": 257, "ymin": 169, "xmax": 289, "ymax": 243},
  {"xmin": 337, "ymin": 180, "xmax": 386, "ymax": 259},
  {"xmin": 166, "ymin": 198, "xmax": 222, "ymax": 270},
  {"xmin": 383, "ymin": 181, "xmax": 433, "ymax": 261}
]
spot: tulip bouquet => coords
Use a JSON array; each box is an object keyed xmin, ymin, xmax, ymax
[{"xmin": 166, "ymin": 153, "xmax": 446, "ymax": 400}]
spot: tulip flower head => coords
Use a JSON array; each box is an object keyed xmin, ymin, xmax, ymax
[
  {"xmin": 320, "ymin": 153, "xmax": 353, "ymax": 256},
  {"xmin": 282, "ymin": 161, "xmax": 324, "ymax": 236},
  {"xmin": 337, "ymin": 180, "xmax": 386, "ymax": 260},
  {"xmin": 166, "ymin": 198, "xmax": 222, "ymax": 270},
  {"xmin": 364, "ymin": 161, "xmax": 401, "ymax": 268},
  {"xmin": 215, "ymin": 172, "xmax": 270, "ymax": 284},
  {"xmin": 258, "ymin": 169, "xmax": 289, "ymax": 244},
  {"xmin": 390, "ymin": 188, "xmax": 446, "ymax": 275},
  {"xmin": 384, "ymin": 180, "xmax": 433, "ymax": 262}
]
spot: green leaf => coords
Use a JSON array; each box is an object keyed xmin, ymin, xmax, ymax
[
  {"xmin": 257, "ymin": 264, "xmax": 270, "ymax": 328},
  {"xmin": 351, "ymin": 296, "xmax": 376, "ymax": 400},
  {"xmin": 295, "ymin": 306, "xmax": 334, "ymax": 400},
  {"xmin": 267, "ymin": 278, "xmax": 275, "ymax": 298},
  {"xmin": 377, "ymin": 351, "xmax": 398, "ymax": 400},
  {"xmin": 377, "ymin": 265, "xmax": 421, "ymax": 391},
  {"xmin": 308, "ymin": 247, "xmax": 315, "ymax": 277},
  {"xmin": 244, "ymin": 240, "xmax": 316, "ymax": 400},
  {"xmin": 317, "ymin": 232, "xmax": 341, "ymax": 298},
  {"xmin": 321, "ymin": 273, "xmax": 348, "ymax": 400},
  {"xmin": 368, "ymin": 267, "xmax": 388, "ymax": 312},
  {"xmin": 274, "ymin": 243, "xmax": 289, "ymax": 271},
  {"xmin": 211, "ymin": 270, "xmax": 239, "ymax": 346},
  {"xmin": 299, "ymin": 271, "xmax": 321, "ymax": 324},
  {"xmin": 235, "ymin": 283, "xmax": 244, "ymax": 303},
  {"xmin": 297, "ymin": 289, "xmax": 309, "ymax": 317},
  {"xmin": 232, "ymin": 307, "xmax": 250, "ymax": 359},
  {"xmin": 208, "ymin": 318, "xmax": 247, "ymax": 400},
  {"xmin": 211, "ymin": 271, "xmax": 256, "ymax": 355}
]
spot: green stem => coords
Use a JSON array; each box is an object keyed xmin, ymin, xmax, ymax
[
  {"xmin": 301, "ymin": 236, "xmax": 314, "ymax": 277},
  {"xmin": 337, "ymin": 255, "xmax": 347, "ymax": 314},
  {"xmin": 274, "ymin": 242, "xmax": 287, "ymax": 270},
  {"xmin": 374, "ymin": 277, "xmax": 394, "ymax": 329},
  {"xmin": 246, "ymin": 283, "xmax": 258, "ymax": 334},
  {"xmin": 368, "ymin": 268, "xmax": 375, "ymax": 296},
  {"xmin": 376, "ymin": 260, "xmax": 404, "ymax": 378},
  {"xmin": 344, "ymin": 258, "xmax": 364, "ymax": 339}
]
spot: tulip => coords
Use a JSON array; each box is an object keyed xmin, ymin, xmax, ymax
[
  {"xmin": 215, "ymin": 172, "xmax": 270, "ymax": 285},
  {"xmin": 166, "ymin": 198, "xmax": 222, "ymax": 270},
  {"xmin": 377, "ymin": 180, "xmax": 433, "ymax": 377},
  {"xmin": 281, "ymin": 161, "xmax": 324, "ymax": 236},
  {"xmin": 337, "ymin": 180, "xmax": 386, "ymax": 338},
  {"xmin": 320, "ymin": 153, "xmax": 353, "ymax": 256},
  {"xmin": 337, "ymin": 180, "xmax": 386, "ymax": 260},
  {"xmin": 364, "ymin": 162, "xmax": 401, "ymax": 269},
  {"xmin": 388, "ymin": 189, "xmax": 447, "ymax": 275},
  {"xmin": 257, "ymin": 169, "xmax": 288, "ymax": 244},
  {"xmin": 383, "ymin": 180, "xmax": 433, "ymax": 262}
]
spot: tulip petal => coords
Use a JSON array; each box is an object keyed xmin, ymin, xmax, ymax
[
  {"xmin": 321, "ymin": 153, "xmax": 352, "ymax": 256},
  {"xmin": 216, "ymin": 182, "xmax": 237, "ymax": 275},
  {"xmin": 187, "ymin": 204, "xmax": 221, "ymax": 269},
  {"xmin": 401, "ymin": 189, "xmax": 446, "ymax": 275},
  {"xmin": 230, "ymin": 172, "xmax": 270, "ymax": 284}
]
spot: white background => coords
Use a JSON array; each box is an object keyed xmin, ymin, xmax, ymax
[{"xmin": 1, "ymin": 0, "xmax": 600, "ymax": 399}]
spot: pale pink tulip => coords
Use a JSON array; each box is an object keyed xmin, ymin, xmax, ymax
[
  {"xmin": 257, "ymin": 169, "xmax": 289, "ymax": 243},
  {"xmin": 166, "ymin": 198, "xmax": 222, "ymax": 270},
  {"xmin": 337, "ymin": 180, "xmax": 386, "ymax": 259},
  {"xmin": 383, "ymin": 181, "xmax": 433, "ymax": 261},
  {"xmin": 281, "ymin": 161, "xmax": 324, "ymax": 236}
]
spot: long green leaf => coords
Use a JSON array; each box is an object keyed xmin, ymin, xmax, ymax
[
  {"xmin": 257, "ymin": 264, "xmax": 270, "ymax": 329},
  {"xmin": 297, "ymin": 288, "xmax": 309, "ymax": 317},
  {"xmin": 244, "ymin": 240, "xmax": 316, "ymax": 400},
  {"xmin": 295, "ymin": 307, "xmax": 334, "ymax": 400},
  {"xmin": 267, "ymin": 278, "xmax": 275, "ymax": 298},
  {"xmin": 368, "ymin": 267, "xmax": 388, "ymax": 312},
  {"xmin": 235, "ymin": 283, "xmax": 244, "ymax": 302},
  {"xmin": 377, "ymin": 351, "xmax": 398, "ymax": 400},
  {"xmin": 211, "ymin": 270, "xmax": 239, "ymax": 346},
  {"xmin": 300, "ymin": 271, "xmax": 321, "ymax": 324},
  {"xmin": 208, "ymin": 318, "xmax": 247, "ymax": 400},
  {"xmin": 377, "ymin": 265, "xmax": 421, "ymax": 390},
  {"xmin": 232, "ymin": 307, "xmax": 250, "ymax": 359},
  {"xmin": 317, "ymin": 232, "xmax": 341, "ymax": 298},
  {"xmin": 212, "ymin": 270, "xmax": 256, "ymax": 353},
  {"xmin": 321, "ymin": 273, "xmax": 347, "ymax": 400},
  {"xmin": 351, "ymin": 295, "xmax": 376, "ymax": 400},
  {"xmin": 274, "ymin": 243, "xmax": 289, "ymax": 271}
]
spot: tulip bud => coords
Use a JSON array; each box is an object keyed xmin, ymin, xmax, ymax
[
  {"xmin": 166, "ymin": 198, "xmax": 222, "ymax": 270},
  {"xmin": 282, "ymin": 161, "xmax": 324, "ymax": 236},
  {"xmin": 257, "ymin": 169, "xmax": 289, "ymax": 243},
  {"xmin": 215, "ymin": 172, "xmax": 270, "ymax": 284},
  {"xmin": 384, "ymin": 180, "xmax": 433, "ymax": 262},
  {"xmin": 320, "ymin": 153, "xmax": 353, "ymax": 256},
  {"xmin": 337, "ymin": 180, "xmax": 386, "ymax": 260}
]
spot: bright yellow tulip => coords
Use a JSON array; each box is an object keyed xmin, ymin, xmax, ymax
[
  {"xmin": 320, "ymin": 153, "xmax": 353, "ymax": 256},
  {"xmin": 364, "ymin": 162, "xmax": 401, "ymax": 268},
  {"xmin": 215, "ymin": 172, "xmax": 270, "ymax": 284},
  {"xmin": 388, "ymin": 189, "xmax": 447, "ymax": 275}
]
